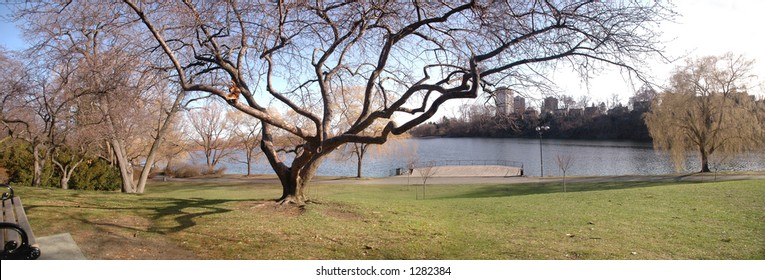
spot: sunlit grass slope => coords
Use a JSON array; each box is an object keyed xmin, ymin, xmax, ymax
[{"xmin": 15, "ymin": 179, "xmax": 765, "ymax": 259}]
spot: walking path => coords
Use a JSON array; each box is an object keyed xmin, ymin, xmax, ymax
[
  {"xmin": 320, "ymin": 173, "xmax": 765, "ymax": 186},
  {"xmin": 36, "ymin": 233, "xmax": 87, "ymax": 260},
  {"xmin": 408, "ymin": 165, "xmax": 523, "ymax": 177},
  {"xmin": 160, "ymin": 165, "xmax": 764, "ymax": 186}
]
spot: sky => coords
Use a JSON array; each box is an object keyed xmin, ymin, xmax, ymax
[
  {"xmin": 429, "ymin": 0, "xmax": 765, "ymax": 119},
  {"xmin": 2, "ymin": 0, "xmax": 764, "ymax": 119},
  {"xmin": 566, "ymin": 0, "xmax": 765, "ymax": 103}
]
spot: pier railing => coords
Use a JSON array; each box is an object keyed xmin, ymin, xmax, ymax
[{"xmin": 390, "ymin": 159, "xmax": 524, "ymax": 176}]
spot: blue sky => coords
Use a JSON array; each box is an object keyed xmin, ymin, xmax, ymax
[{"xmin": 0, "ymin": 7, "xmax": 25, "ymax": 50}]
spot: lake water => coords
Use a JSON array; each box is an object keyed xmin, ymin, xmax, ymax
[{"xmin": 196, "ymin": 138, "xmax": 765, "ymax": 177}]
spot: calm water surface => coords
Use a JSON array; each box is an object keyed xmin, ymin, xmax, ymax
[{"xmin": 201, "ymin": 138, "xmax": 765, "ymax": 177}]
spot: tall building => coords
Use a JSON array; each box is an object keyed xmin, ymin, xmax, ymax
[
  {"xmin": 495, "ymin": 87, "xmax": 513, "ymax": 116},
  {"xmin": 513, "ymin": 96, "xmax": 526, "ymax": 114},
  {"xmin": 543, "ymin": 96, "xmax": 559, "ymax": 114}
]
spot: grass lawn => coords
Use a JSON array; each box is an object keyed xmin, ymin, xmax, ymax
[{"xmin": 12, "ymin": 178, "xmax": 765, "ymax": 259}]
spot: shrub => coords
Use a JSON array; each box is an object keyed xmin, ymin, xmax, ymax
[
  {"xmin": 69, "ymin": 158, "xmax": 121, "ymax": 191},
  {"xmin": 0, "ymin": 140, "xmax": 53, "ymax": 186},
  {"xmin": 1, "ymin": 140, "xmax": 120, "ymax": 191},
  {"xmin": 166, "ymin": 163, "xmax": 203, "ymax": 178},
  {"xmin": 202, "ymin": 166, "xmax": 227, "ymax": 176},
  {"xmin": 0, "ymin": 140, "xmax": 34, "ymax": 184}
]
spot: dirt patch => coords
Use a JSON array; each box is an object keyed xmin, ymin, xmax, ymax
[
  {"xmin": 317, "ymin": 203, "xmax": 363, "ymax": 221},
  {"xmin": 240, "ymin": 200, "xmax": 306, "ymax": 217},
  {"xmin": 77, "ymin": 230, "xmax": 198, "ymax": 260},
  {"xmin": 237, "ymin": 201, "xmax": 362, "ymax": 220},
  {"xmin": 71, "ymin": 215, "xmax": 198, "ymax": 259}
]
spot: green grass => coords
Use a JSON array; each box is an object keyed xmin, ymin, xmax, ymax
[{"xmin": 12, "ymin": 179, "xmax": 765, "ymax": 259}]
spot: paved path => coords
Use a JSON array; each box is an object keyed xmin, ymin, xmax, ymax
[
  {"xmin": 161, "ymin": 169, "xmax": 764, "ymax": 186},
  {"xmin": 313, "ymin": 174, "xmax": 765, "ymax": 185},
  {"xmin": 408, "ymin": 165, "xmax": 523, "ymax": 177},
  {"xmin": 37, "ymin": 233, "xmax": 87, "ymax": 260},
  {"xmin": 318, "ymin": 173, "xmax": 765, "ymax": 186}
]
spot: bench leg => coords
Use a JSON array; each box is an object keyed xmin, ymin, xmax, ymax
[{"xmin": 1, "ymin": 222, "xmax": 41, "ymax": 260}]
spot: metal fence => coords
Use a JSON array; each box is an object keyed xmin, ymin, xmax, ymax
[{"xmin": 389, "ymin": 159, "xmax": 524, "ymax": 176}]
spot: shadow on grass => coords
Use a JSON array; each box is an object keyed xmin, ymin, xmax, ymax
[
  {"xmin": 145, "ymin": 197, "xmax": 242, "ymax": 234},
  {"xmin": 27, "ymin": 196, "xmax": 261, "ymax": 236},
  {"xmin": 438, "ymin": 179, "xmax": 698, "ymax": 199}
]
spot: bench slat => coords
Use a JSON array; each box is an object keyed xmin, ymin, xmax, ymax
[
  {"xmin": 3, "ymin": 197, "xmax": 19, "ymax": 246},
  {"xmin": 1, "ymin": 199, "xmax": 7, "ymax": 247},
  {"xmin": 12, "ymin": 197, "xmax": 37, "ymax": 247}
]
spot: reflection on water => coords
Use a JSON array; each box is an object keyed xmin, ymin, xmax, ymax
[{"xmin": 196, "ymin": 138, "xmax": 765, "ymax": 177}]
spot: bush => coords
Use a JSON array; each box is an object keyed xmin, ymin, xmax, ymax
[
  {"xmin": 165, "ymin": 163, "xmax": 203, "ymax": 178},
  {"xmin": 0, "ymin": 140, "xmax": 34, "ymax": 184},
  {"xmin": 69, "ymin": 158, "xmax": 121, "ymax": 191},
  {"xmin": 202, "ymin": 166, "xmax": 227, "ymax": 176},
  {"xmin": 0, "ymin": 167, "xmax": 9, "ymax": 184},
  {"xmin": 0, "ymin": 140, "xmax": 54, "ymax": 186},
  {"xmin": 0, "ymin": 139, "xmax": 120, "ymax": 191}
]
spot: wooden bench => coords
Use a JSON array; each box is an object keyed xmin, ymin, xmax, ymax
[{"xmin": 1, "ymin": 184, "xmax": 41, "ymax": 260}]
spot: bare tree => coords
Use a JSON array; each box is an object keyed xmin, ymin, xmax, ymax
[
  {"xmin": 7, "ymin": 2, "xmax": 189, "ymax": 193},
  {"xmin": 555, "ymin": 154, "xmax": 573, "ymax": 192},
  {"xmin": 187, "ymin": 101, "xmax": 238, "ymax": 174},
  {"xmin": 332, "ymin": 86, "xmax": 409, "ymax": 178},
  {"xmin": 50, "ymin": 127, "xmax": 99, "ymax": 190},
  {"xmin": 645, "ymin": 54, "xmax": 765, "ymax": 173},
  {"xmin": 134, "ymin": 82, "xmax": 189, "ymax": 192},
  {"xmin": 230, "ymin": 111, "xmax": 262, "ymax": 177},
  {"xmin": 406, "ymin": 153, "xmax": 419, "ymax": 186},
  {"xmin": 122, "ymin": 0, "xmax": 673, "ymax": 205},
  {"xmin": 158, "ymin": 122, "xmax": 192, "ymax": 177},
  {"xmin": 1, "ymin": 52, "xmax": 71, "ymax": 187},
  {"xmin": 630, "ymin": 84, "xmax": 658, "ymax": 104},
  {"xmin": 559, "ymin": 95, "xmax": 577, "ymax": 110},
  {"xmin": 577, "ymin": 95, "xmax": 592, "ymax": 109},
  {"xmin": 416, "ymin": 161, "xmax": 438, "ymax": 200}
]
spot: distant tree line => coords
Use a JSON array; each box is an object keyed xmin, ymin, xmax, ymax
[{"xmin": 410, "ymin": 104, "xmax": 651, "ymax": 141}]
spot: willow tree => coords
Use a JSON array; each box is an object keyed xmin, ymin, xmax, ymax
[
  {"xmin": 123, "ymin": 0, "xmax": 673, "ymax": 205},
  {"xmin": 645, "ymin": 54, "xmax": 764, "ymax": 173}
]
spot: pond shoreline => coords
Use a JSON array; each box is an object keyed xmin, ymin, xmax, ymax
[{"xmin": 154, "ymin": 172, "xmax": 765, "ymax": 186}]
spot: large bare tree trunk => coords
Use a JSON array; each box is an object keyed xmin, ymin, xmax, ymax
[
  {"xmin": 355, "ymin": 145, "xmax": 365, "ymax": 178},
  {"xmin": 356, "ymin": 154, "xmax": 363, "ymax": 178},
  {"xmin": 52, "ymin": 156, "xmax": 83, "ymax": 190},
  {"xmin": 246, "ymin": 155, "xmax": 252, "ymax": 177},
  {"xmin": 261, "ymin": 124, "xmax": 328, "ymax": 205},
  {"xmin": 31, "ymin": 144, "xmax": 44, "ymax": 187},
  {"xmin": 135, "ymin": 143, "xmax": 159, "ymax": 193},
  {"xmin": 59, "ymin": 174, "xmax": 70, "ymax": 190},
  {"xmin": 277, "ymin": 159, "xmax": 324, "ymax": 205},
  {"xmin": 112, "ymin": 139, "xmax": 136, "ymax": 193},
  {"xmin": 277, "ymin": 172, "xmax": 308, "ymax": 205},
  {"xmin": 700, "ymin": 147, "xmax": 711, "ymax": 173},
  {"xmin": 135, "ymin": 92, "xmax": 186, "ymax": 193}
]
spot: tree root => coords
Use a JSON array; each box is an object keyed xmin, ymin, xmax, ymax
[{"xmin": 273, "ymin": 197, "xmax": 307, "ymax": 215}]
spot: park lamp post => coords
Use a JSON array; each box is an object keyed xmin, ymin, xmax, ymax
[{"xmin": 536, "ymin": 125, "xmax": 550, "ymax": 177}]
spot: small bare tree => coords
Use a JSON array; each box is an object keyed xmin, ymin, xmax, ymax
[
  {"xmin": 187, "ymin": 101, "xmax": 238, "ymax": 174},
  {"xmin": 416, "ymin": 161, "xmax": 437, "ymax": 200},
  {"xmin": 230, "ymin": 111, "xmax": 262, "ymax": 177},
  {"xmin": 555, "ymin": 154, "xmax": 573, "ymax": 192},
  {"xmin": 709, "ymin": 153, "xmax": 731, "ymax": 181},
  {"xmin": 406, "ymin": 154, "xmax": 419, "ymax": 186}
]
